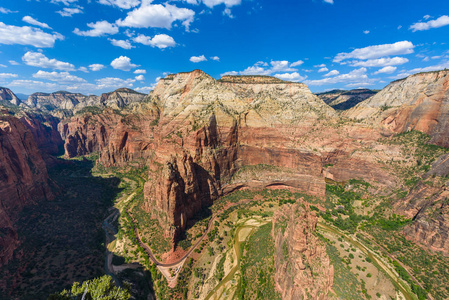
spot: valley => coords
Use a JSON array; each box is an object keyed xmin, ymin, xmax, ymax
[{"xmin": 1, "ymin": 70, "xmax": 449, "ymax": 299}]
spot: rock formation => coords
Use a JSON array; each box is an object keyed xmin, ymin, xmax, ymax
[
  {"xmin": 345, "ymin": 70, "xmax": 449, "ymax": 147},
  {"xmin": 316, "ymin": 88, "xmax": 377, "ymax": 110},
  {"xmin": 0, "ymin": 109, "xmax": 53, "ymax": 266},
  {"xmin": 0, "ymin": 87, "xmax": 20, "ymax": 106},
  {"xmin": 59, "ymin": 70, "xmax": 401, "ymax": 244},
  {"xmin": 25, "ymin": 88, "xmax": 146, "ymax": 116},
  {"xmin": 272, "ymin": 203, "xmax": 333, "ymax": 299}
]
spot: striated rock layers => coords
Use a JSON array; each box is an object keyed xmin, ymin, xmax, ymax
[
  {"xmin": 26, "ymin": 88, "xmax": 146, "ymax": 116},
  {"xmin": 58, "ymin": 70, "xmax": 397, "ymax": 244},
  {"xmin": 0, "ymin": 110, "xmax": 53, "ymax": 266},
  {"xmin": 0, "ymin": 87, "xmax": 20, "ymax": 106},
  {"xmin": 345, "ymin": 70, "xmax": 449, "ymax": 147},
  {"xmin": 272, "ymin": 203, "xmax": 333, "ymax": 299}
]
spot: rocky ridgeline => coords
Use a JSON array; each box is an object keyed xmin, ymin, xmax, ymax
[
  {"xmin": 273, "ymin": 203, "xmax": 333, "ymax": 299},
  {"xmin": 316, "ymin": 88, "xmax": 377, "ymax": 110},
  {"xmin": 345, "ymin": 70, "xmax": 449, "ymax": 146},
  {"xmin": 25, "ymin": 88, "xmax": 146, "ymax": 116}
]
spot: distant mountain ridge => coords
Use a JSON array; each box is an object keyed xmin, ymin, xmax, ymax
[
  {"xmin": 315, "ymin": 88, "xmax": 378, "ymax": 110},
  {"xmin": 0, "ymin": 87, "xmax": 147, "ymax": 117}
]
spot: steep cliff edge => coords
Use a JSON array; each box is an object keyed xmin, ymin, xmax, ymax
[
  {"xmin": 272, "ymin": 203, "xmax": 333, "ymax": 299},
  {"xmin": 345, "ymin": 70, "xmax": 449, "ymax": 146},
  {"xmin": 0, "ymin": 88, "xmax": 20, "ymax": 106},
  {"xmin": 0, "ymin": 109, "xmax": 53, "ymax": 266}
]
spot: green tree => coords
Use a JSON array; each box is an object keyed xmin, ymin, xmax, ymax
[{"xmin": 48, "ymin": 275, "xmax": 130, "ymax": 300}]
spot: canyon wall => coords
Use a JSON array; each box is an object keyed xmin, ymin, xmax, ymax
[
  {"xmin": 0, "ymin": 109, "xmax": 53, "ymax": 266},
  {"xmin": 58, "ymin": 70, "xmax": 397, "ymax": 245}
]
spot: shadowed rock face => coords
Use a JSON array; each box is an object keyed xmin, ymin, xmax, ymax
[
  {"xmin": 0, "ymin": 111, "xmax": 53, "ymax": 266},
  {"xmin": 345, "ymin": 70, "xmax": 449, "ymax": 147},
  {"xmin": 272, "ymin": 203, "xmax": 333, "ymax": 299}
]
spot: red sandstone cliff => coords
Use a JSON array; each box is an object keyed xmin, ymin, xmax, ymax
[
  {"xmin": 272, "ymin": 203, "xmax": 334, "ymax": 299},
  {"xmin": 0, "ymin": 109, "xmax": 53, "ymax": 266}
]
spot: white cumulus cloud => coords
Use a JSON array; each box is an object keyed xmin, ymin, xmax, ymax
[
  {"xmin": 334, "ymin": 41, "xmax": 415, "ymax": 63},
  {"xmin": 324, "ymin": 70, "xmax": 339, "ymax": 77},
  {"xmin": 350, "ymin": 56, "xmax": 409, "ymax": 67},
  {"xmin": 211, "ymin": 56, "xmax": 220, "ymax": 61},
  {"xmin": 111, "ymin": 56, "xmax": 138, "ymax": 71},
  {"xmin": 0, "ymin": 22, "xmax": 63, "ymax": 48},
  {"xmin": 0, "ymin": 7, "xmax": 17, "ymax": 14},
  {"xmin": 50, "ymin": 0, "xmax": 78, "ymax": 5},
  {"xmin": 33, "ymin": 70, "xmax": 86, "ymax": 83},
  {"xmin": 273, "ymin": 72, "xmax": 307, "ymax": 82},
  {"xmin": 202, "ymin": 0, "xmax": 241, "ymax": 8},
  {"xmin": 134, "ymin": 69, "xmax": 146, "ymax": 74},
  {"xmin": 56, "ymin": 7, "xmax": 83, "ymax": 17},
  {"xmin": 74, "ymin": 20, "xmax": 118, "ymax": 37},
  {"xmin": 133, "ymin": 34, "xmax": 176, "ymax": 49},
  {"xmin": 190, "ymin": 55, "xmax": 207, "ymax": 63},
  {"xmin": 98, "ymin": 0, "xmax": 141, "ymax": 9},
  {"xmin": 22, "ymin": 16, "xmax": 52, "ymax": 29},
  {"xmin": 135, "ymin": 75, "xmax": 145, "ymax": 81},
  {"xmin": 323, "ymin": 0, "xmax": 333, "ymax": 4},
  {"xmin": 0, "ymin": 73, "xmax": 18, "ymax": 78},
  {"xmin": 89, "ymin": 64, "xmax": 105, "ymax": 71},
  {"xmin": 22, "ymin": 51, "xmax": 75, "ymax": 71},
  {"xmin": 395, "ymin": 61, "xmax": 449, "ymax": 78},
  {"xmin": 96, "ymin": 77, "xmax": 135, "ymax": 89},
  {"xmin": 221, "ymin": 60, "xmax": 307, "ymax": 77},
  {"xmin": 109, "ymin": 38, "xmax": 134, "ymax": 49},
  {"xmin": 318, "ymin": 67, "xmax": 328, "ymax": 72},
  {"xmin": 290, "ymin": 60, "xmax": 304, "ymax": 67},
  {"xmin": 410, "ymin": 15, "xmax": 449, "ymax": 32},
  {"xmin": 9, "ymin": 80, "xmax": 59, "ymax": 91},
  {"xmin": 116, "ymin": 1, "xmax": 195, "ymax": 31},
  {"xmin": 305, "ymin": 68, "xmax": 372, "ymax": 86},
  {"xmin": 374, "ymin": 66, "xmax": 397, "ymax": 74}
]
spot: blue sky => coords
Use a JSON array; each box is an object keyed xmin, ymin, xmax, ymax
[{"xmin": 0, "ymin": 0, "xmax": 448, "ymax": 95}]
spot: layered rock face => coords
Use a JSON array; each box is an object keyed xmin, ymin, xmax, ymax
[
  {"xmin": 0, "ymin": 88, "xmax": 20, "ymax": 106},
  {"xmin": 272, "ymin": 203, "xmax": 333, "ymax": 299},
  {"xmin": 345, "ymin": 70, "xmax": 449, "ymax": 147},
  {"xmin": 0, "ymin": 110, "xmax": 53, "ymax": 266},
  {"xmin": 397, "ymin": 153, "xmax": 449, "ymax": 253},
  {"xmin": 58, "ymin": 70, "xmax": 398, "ymax": 244},
  {"xmin": 26, "ymin": 88, "xmax": 146, "ymax": 116},
  {"xmin": 316, "ymin": 88, "xmax": 377, "ymax": 110}
]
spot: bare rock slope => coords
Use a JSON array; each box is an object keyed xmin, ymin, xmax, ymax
[{"xmin": 345, "ymin": 70, "xmax": 449, "ymax": 146}]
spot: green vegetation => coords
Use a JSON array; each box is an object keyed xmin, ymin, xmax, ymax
[
  {"xmin": 48, "ymin": 275, "xmax": 130, "ymax": 300},
  {"xmin": 325, "ymin": 243, "xmax": 365, "ymax": 299},
  {"xmin": 75, "ymin": 106, "xmax": 104, "ymax": 115},
  {"xmin": 237, "ymin": 223, "xmax": 281, "ymax": 300}
]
